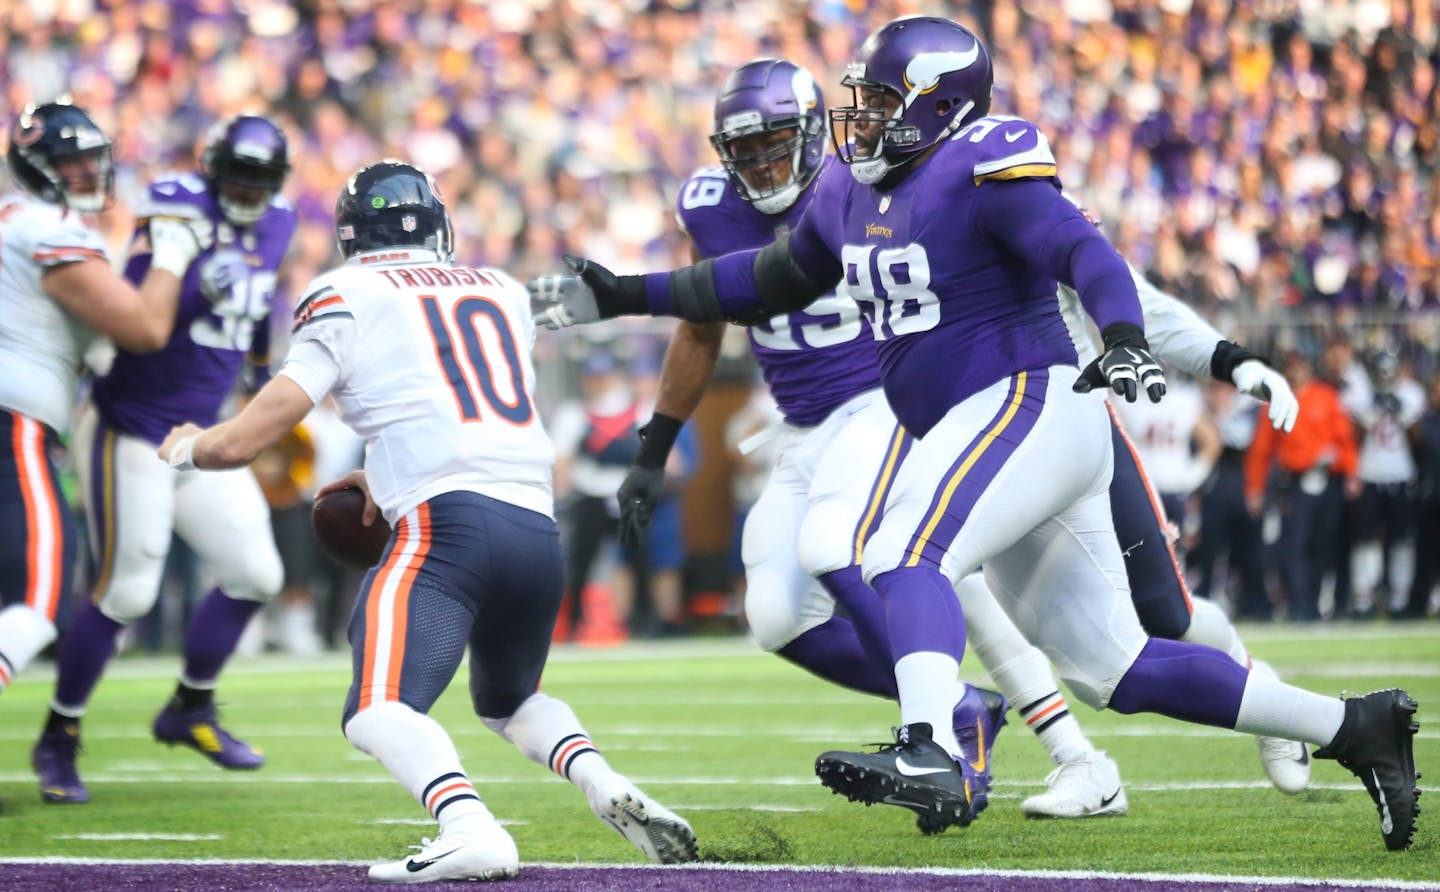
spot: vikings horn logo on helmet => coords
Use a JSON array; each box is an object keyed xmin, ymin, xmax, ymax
[{"xmin": 902, "ymin": 47, "xmax": 981, "ymax": 95}]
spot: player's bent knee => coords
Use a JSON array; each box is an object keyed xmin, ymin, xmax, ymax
[
  {"xmin": 219, "ymin": 550, "xmax": 284, "ymax": 604},
  {"xmin": 344, "ymin": 701, "xmax": 416, "ymax": 755},
  {"xmin": 744, "ymin": 579, "xmax": 808, "ymax": 653},
  {"xmin": 96, "ymin": 581, "xmax": 162, "ymax": 625},
  {"xmin": 1054, "ymin": 669, "xmax": 1115, "ymax": 711},
  {"xmin": 796, "ymin": 505, "xmax": 858, "ymax": 577}
]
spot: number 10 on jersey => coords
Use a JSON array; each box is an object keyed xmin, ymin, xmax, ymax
[{"xmin": 419, "ymin": 295, "xmax": 534, "ymax": 426}]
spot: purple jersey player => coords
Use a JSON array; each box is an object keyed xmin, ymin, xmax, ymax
[
  {"xmin": 531, "ymin": 17, "xmax": 1419, "ymax": 850},
  {"xmin": 615, "ymin": 59, "xmax": 1007, "ymax": 828},
  {"xmin": 34, "ymin": 115, "xmax": 296, "ymax": 805}
]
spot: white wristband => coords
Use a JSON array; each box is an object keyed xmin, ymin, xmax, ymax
[{"xmin": 167, "ymin": 435, "xmax": 198, "ymax": 471}]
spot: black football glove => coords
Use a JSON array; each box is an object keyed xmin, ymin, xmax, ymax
[
  {"xmin": 617, "ymin": 465, "xmax": 666, "ymax": 550},
  {"xmin": 1074, "ymin": 322, "xmax": 1166, "ymax": 403},
  {"xmin": 616, "ymin": 413, "xmax": 684, "ymax": 549}
]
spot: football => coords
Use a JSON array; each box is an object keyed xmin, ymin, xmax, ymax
[{"xmin": 311, "ymin": 488, "xmax": 392, "ymax": 570}]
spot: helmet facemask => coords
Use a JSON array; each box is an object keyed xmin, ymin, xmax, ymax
[
  {"xmin": 711, "ymin": 121, "xmax": 817, "ymax": 215},
  {"xmin": 829, "ymin": 77, "xmax": 907, "ymax": 186},
  {"xmin": 47, "ymin": 144, "xmax": 115, "ymax": 212}
]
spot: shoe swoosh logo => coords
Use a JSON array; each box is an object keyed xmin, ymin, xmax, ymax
[
  {"xmin": 1373, "ymin": 769, "xmax": 1393, "ymax": 835},
  {"xmin": 895, "ymin": 756, "xmax": 950, "ymax": 777},
  {"xmin": 1004, "ymin": 129, "xmax": 1025, "ymax": 142},
  {"xmin": 1100, "ymin": 789, "xmax": 1122, "ymax": 808},
  {"xmin": 406, "ymin": 847, "xmax": 463, "ymax": 873},
  {"xmin": 969, "ymin": 718, "xmax": 987, "ymax": 774}
]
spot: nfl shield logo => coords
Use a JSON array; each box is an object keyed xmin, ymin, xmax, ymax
[
  {"xmin": 879, "ymin": 195, "xmax": 891, "ymax": 214},
  {"xmin": 402, "ymin": 214, "xmax": 417, "ymax": 232}
]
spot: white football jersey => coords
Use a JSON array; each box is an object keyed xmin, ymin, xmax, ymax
[
  {"xmin": 1111, "ymin": 378, "xmax": 1205, "ymax": 495},
  {"xmin": 1059, "ymin": 263, "xmax": 1223, "ymax": 377},
  {"xmin": 0, "ymin": 194, "xmax": 107, "ymax": 433},
  {"xmin": 279, "ymin": 248, "xmax": 555, "ymax": 524},
  {"xmin": 1357, "ymin": 378, "xmax": 1425, "ymax": 484}
]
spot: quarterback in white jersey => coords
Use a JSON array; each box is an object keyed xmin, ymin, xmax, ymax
[
  {"xmin": 0, "ymin": 101, "xmax": 200, "ymax": 705},
  {"xmin": 160, "ymin": 161, "xmax": 695, "ymax": 882}
]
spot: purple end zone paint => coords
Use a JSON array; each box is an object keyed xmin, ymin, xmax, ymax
[{"xmin": 0, "ymin": 863, "xmax": 1418, "ymax": 892}]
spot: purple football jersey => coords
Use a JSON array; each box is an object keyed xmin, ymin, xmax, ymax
[
  {"xmin": 794, "ymin": 117, "xmax": 1084, "ymax": 437},
  {"xmin": 91, "ymin": 174, "xmax": 297, "ymax": 443},
  {"xmin": 678, "ymin": 157, "xmax": 880, "ymax": 427}
]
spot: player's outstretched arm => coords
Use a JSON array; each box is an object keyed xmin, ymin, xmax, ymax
[
  {"xmin": 40, "ymin": 219, "xmax": 202, "ymax": 354},
  {"xmin": 49, "ymin": 215, "xmax": 211, "ymax": 353},
  {"xmin": 528, "ymin": 235, "xmax": 835, "ymax": 331},
  {"xmin": 159, "ymin": 376, "xmax": 314, "ymax": 471},
  {"xmin": 1131, "ymin": 271, "xmax": 1297, "ymax": 431}
]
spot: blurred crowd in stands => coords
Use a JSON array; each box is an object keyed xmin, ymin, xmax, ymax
[{"xmin": 4, "ymin": 0, "xmax": 1438, "ymax": 652}]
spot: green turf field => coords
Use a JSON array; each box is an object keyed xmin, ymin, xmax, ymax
[{"xmin": 1, "ymin": 622, "xmax": 1435, "ymax": 883}]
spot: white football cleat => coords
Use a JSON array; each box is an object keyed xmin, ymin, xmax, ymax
[
  {"xmin": 588, "ymin": 776, "xmax": 698, "ymax": 864},
  {"xmin": 1249, "ymin": 660, "xmax": 1311, "ymax": 795},
  {"xmin": 1255, "ymin": 734, "xmax": 1311, "ymax": 794},
  {"xmin": 367, "ymin": 819, "xmax": 519, "ymax": 884},
  {"xmin": 1021, "ymin": 750, "xmax": 1128, "ymax": 819}
]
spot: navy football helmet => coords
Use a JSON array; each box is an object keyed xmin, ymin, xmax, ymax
[
  {"xmin": 201, "ymin": 115, "xmax": 290, "ymax": 227},
  {"xmin": 830, "ymin": 16, "xmax": 993, "ymax": 184},
  {"xmin": 709, "ymin": 58, "xmax": 827, "ymax": 214},
  {"xmin": 335, "ymin": 160, "xmax": 453, "ymax": 260},
  {"xmin": 7, "ymin": 100, "xmax": 114, "ymax": 212}
]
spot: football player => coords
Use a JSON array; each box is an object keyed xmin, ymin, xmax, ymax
[
  {"xmin": 530, "ymin": 17, "xmax": 1419, "ymax": 850},
  {"xmin": 1, "ymin": 100, "xmax": 198, "ymax": 709},
  {"xmin": 613, "ymin": 57, "xmax": 1312, "ymax": 823},
  {"xmin": 33, "ymin": 115, "xmax": 294, "ymax": 803},
  {"xmin": 158, "ymin": 161, "xmax": 697, "ymax": 882}
]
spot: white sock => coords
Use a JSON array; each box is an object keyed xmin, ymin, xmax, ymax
[
  {"xmin": 895, "ymin": 651, "xmax": 962, "ymax": 756},
  {"xmin": 1236, "ymin": 674, "xmax": 1346, "ymax": 745},
  {"xmin": 345, "ymin": 701, "xmax": 490, "ymax": 829},
  {"xmin": 1183, "ymin": 597, "xmax": 1250, "ymax": 667},
  {"xmin": 482, "ymin": 692, "xmax": 615, "ymax": 796},
  {"xmin": 957, "ymin": 573, "xmax": 1099, "ymax": 765},
  {"xmin": 0, "ymin": 604, "xmax": 57, "ymax": 689}
]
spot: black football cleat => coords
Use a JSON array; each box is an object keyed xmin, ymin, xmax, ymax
[
  {"xmin": 815, "ymin": 722, "xmax": 975, "ymax": 835},
  {"xmin": 1314, "ymin": 689, "xmax": 1421, "ymax": 851}
]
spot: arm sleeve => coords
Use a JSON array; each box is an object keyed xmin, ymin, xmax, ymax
[
  {"xmin": 1132, "ymin": 267, "xmax": 1226, "ymax": 379},
  {"xmin": 976, "ymin": 179, "xmax": 1143, "ymax": 333},
  {"xmin": 278, "ymin": 318, "xmax": 352, "ymax": 404},
  {"xmin": 642, "ymin": 211, "xmax": 842, "ymax": 323}
]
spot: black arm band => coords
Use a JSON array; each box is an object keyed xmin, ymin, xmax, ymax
[
  {"xmin": 636, "ymin": 413, "xmax": 683, "ymax": 470},
  {"xmin": 1210, "ymin": 340, "xmax": 1262, "ymax": 386},
  {"xmin": 608, "ymin": 274, "xmax": 651, "ymax": 316},
  {"xmin": 668, "ymin": 258, "xmax": 726, "ymax": 322},
  {"xmin": 1100, "ymin": 321, "xmax": 1148, "ymax": 351},
  {"xmin": 748, "ymin": 234, "xmax": 832, "ymax": 321}
]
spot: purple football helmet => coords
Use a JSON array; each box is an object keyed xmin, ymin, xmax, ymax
[
  {"xmin": 830, "ymin": 16, "xmax": 993, "ymax": 184},
  {"xmin": 7, "ymin": 100, "xmax": 114, "ymax": 212},
  {"xmin": 201, "ymin": 114, "xmax": 290, "ymax": 227},
  {"xmin": 709, "ymin": 58, "xmax": 826, "ymax": 214}
]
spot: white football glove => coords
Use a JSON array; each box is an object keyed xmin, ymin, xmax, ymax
[
  {"xmin": 526, "ymin": 256, "xmax": 605, "ymax": 330},
  {"xmin": 148, "ymin": 215, "xmax": 212, "ymax": 278},
  {"xmin": 1231, "ymin": 359, "xmax": 1298, "ymax": 433}
]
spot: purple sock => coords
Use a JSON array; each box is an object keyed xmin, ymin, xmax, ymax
[
  {"xmin": 818, "ymin": 566, "xmax": 893, "ymax": 665},
  {"xmin": 1108, "ymin": 637, "xmax": 1245, "ymax": 727},
  {"xmin": 872, "ymin": 566, "xmax": 967, "ymax": 664},
  {"xmin": 54, "ymin": 602, "xmax": 124, "ymax": 710},
  {"xmin": 778, "ymin": 616, "xmax": 897, "ymax": 698},
  {"xmin": 182, "ymin": 588, "xmax": 263, "ymax": 685}
]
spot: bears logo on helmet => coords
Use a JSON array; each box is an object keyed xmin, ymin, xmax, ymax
[{"xmin": 7, "ymin": 100, "xmax": 114, "ymax": 212}]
